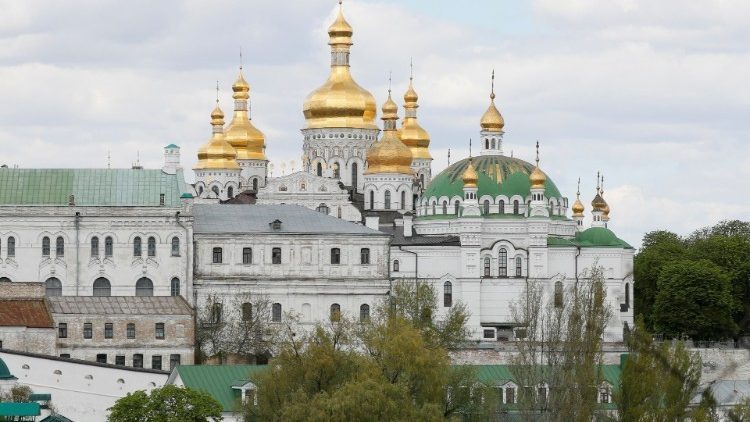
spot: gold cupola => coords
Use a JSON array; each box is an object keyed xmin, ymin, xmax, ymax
[
  {"xmin": 400, "ymin": 72, "xmax": 432, "ymax": 160},
  {"xmin": 224, "ymin": 67, "xmax": 267, "ymax": 161},
  {"xmin": 480, "ymin": 70, "xmax": 505, "ymax": 132},
  {"xmin": 194, "ymin": 103, "xmax": 240, "ymax": 170},
  {"xmin": 302, "ymin": 2, "xmax": 378, "ymax": 130},
  {"xmin": 591, "ymin": 174, "xmax": 607, "ymax": 212},
  {"xmin": 572, "ymin": 178, "xmax": 584, "ymax": 217},
  {"xmin": 529, "ymin": 141, "xmax": 546, "ymax": 189},
  {"xmin": 365, "ymin": 91, "xmax": 412, "ymax": 174},
  {"xmin": 462, "ymin": 158, "xmax": 479, "ymax": 188}
]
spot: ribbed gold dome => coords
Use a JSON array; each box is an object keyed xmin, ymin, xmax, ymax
[
  {"xmin": 194, "ymin": 104, "xmax": 239, "ymax": 170},
  {"xmin": 225, "ymin": 68, "xmax": 267, "ymax": 161},
  {"xmin": 302, "ymin": 4, "xmax": 377, "ymax": 130},
  {"xmin": 481, "ymin": 92, "xmax": 505, "ymax": 131},
  {"xmin": 591, "ymin": 193, "xmax": 607, "ymax": 212},
  {"xmin": 572, "ymin": 196, "xmax": 584, "ymax": 217},
  {"xmin": 462, "ymin": 159, "xmax": 478, "ymax": 188},
  {"xmin": 400, "ymin": 78, "xmax": 432, "ymax": 160},
  {"xmin": 530, "ymin": 166, "xmax": 546, "ymax": 189},
  {"xmin": 365, "ymin": 92, "xmax": 412, "ymax": 175}
]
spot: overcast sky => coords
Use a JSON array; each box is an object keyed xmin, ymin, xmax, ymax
[{"xmin": 1, "ymin": 0, "xmax": 748, "ymax": 247}]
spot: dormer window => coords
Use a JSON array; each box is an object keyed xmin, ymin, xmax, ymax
[{"xmin": 270, "ymin": 220, "xmax": 282, "ymax": 231}]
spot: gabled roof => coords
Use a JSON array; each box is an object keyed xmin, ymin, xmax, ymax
[
  {"xmin": 193, "ymin": 204, "xmax": 386, "ymax": 236},
  {"xmin": 0, "ymin": 168, "xmax": 191, "ymax": 207},
  {"xmin": 174, "ymin": 365, "xmax": 267, "ymax": 412},
  {"xmin": 0, "ymin": 299, "xmax": 54, "ymax": 328},
  {"xmin": 47, "ymin": 296, "xmax": 192, "ymax": 315}
]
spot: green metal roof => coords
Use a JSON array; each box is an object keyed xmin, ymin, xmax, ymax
[
  {"xmin": 470, "ymin": 363, "xmax": 622, "ymax": 388},
  {"xmin": 423, "ymin": 155, "xmax": 563, "ymax": 202},
  {"xmin": 28, "ymin": 393, "xmax": 52, "ymax": 401},
  {"xmin": 0, "ymin": 402, "xmax": 40, "ymax": 417},
  {"xmin": 40, "ymin": 415, "xmax": 74, "ymax": 422},
  {"xmin": 0, "ymin": 168, "xmax": 191, "ymax": 207},
  {"xmin": 176, "ymin": 365, "xmax": 267, "ymax": 412},
  {"xmin": 0, "ymin": 357, "xmax": 16, "ymax": 380},
  {"xmin": 547, "ymin": 227, "xmax": 633, "ymax": 249},
  {"xmin": 165, "ymin": 144, "xmax": 180, "ymax": 149}
]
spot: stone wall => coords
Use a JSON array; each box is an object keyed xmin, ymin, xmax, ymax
[{"xmin": 0, "ymin": 282, "xmax": 44, "ymax": 298}]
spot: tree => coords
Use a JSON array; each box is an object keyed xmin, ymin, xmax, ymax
[
  {"xmin": 652, "ymin": 259, "xmax": 737, "ymax": 340},
  {"xmin": 634, "ymin": 230, "xmax": 685, "ymax": 330},
  {"xmin": 727, "ymin": 397, "xmax": 750, "ymax": 422},
  {"xmin": 615, "ymin": 318, "xmax": 703, "ymax": 421},
  {"xmin": 108, "ymin": 385, "xmax": 222, "ymax": 422}
]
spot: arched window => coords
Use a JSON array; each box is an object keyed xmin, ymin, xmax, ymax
[
  {"xmin": 432, "ymin": 202, "xmax": 436, "ymax": 215},
  {"xmin": 384, "ymin": 191, "xmax": 391, "ymax": 210},
  {"xmin": 316, "ymin": 203, "xmax": 329, "ymax": 214},
  {"xmin": 45, "ymin": 277, "xmax": 62, "ymax": 296},
  {"xmin": 170, "ymin": 278, "xmax": 180, "ymax": 296},
  {"xmin": 333, "ymin": 162, "xmax": 340, "ymax": 179},
  {"xmin": 554, "ymin": 281, "xmax": 563, "ymax": 308},
  {"xmin": 91, "ymin": 237, "xmax": 99, "ymax": 257},
  {"xmin": 242, "ymin": 303, "xmax": 253, "ymax": 322},
  {"xmin": 272, "ymin": 303, "xmax": 282, "ymax": 322},
  {"xmin": 352, "ymin": 162, "xmax": 358, "ymax": 189},
  {"xmin": 360, "ymin": 248, "xmax": 370, "ymax": 264},
  {"xmin": 211, "ymin": 302, "xmax": 223, "ymax": 324},
  {"xmin": 443, "ymin": 281, "xmax": 453, "ymax": 307},
  {"xmin": 401, "ymin": 191, "xmax": 406, "ymax": 210},
  {"xmin": 483, "ymin": 200, "xmax": 490, "ymax": 215},
  {"xmin": 198, "ymin": 185, "xmax": 204, "ymax": 195},
  {"xmin": 360, "ymin": 304, "xmax": 370, "ymax": 322},
  {"xmin": 93, "ymin": 278, "xmax": 111, "ymax": 297},
  {"xmin": 625, "ymin": 283, "xmax": 630, "ymax": 309},
  {"xmin": 56, "ymin": 236, "xmax": 65, "ymax": 257},
  {"xmin": 484, "ymin": 257, "xmax": 491, "ymax": 277},
  {"xmin": 136, "ymin": 277, "xmax": 153, "ymax": 296},
  {"xmin": 454, "ymin": 200, "xmax": 460, "ymax": 215},
  {"xmin": 442, "ymin": 201, "xmax": 447, "ymax": 214},
  {"xmin": 171, "ymin": 237, "xmax": 179, "ymax": 256},
  {"xmin": 330, "ymin": 303, "xmax": 341, "ymax": 322},
  {"xmin": 485, "ymin": 139, "xmax": 489, "ymax": 149},
  {"xmin": 491, "ymin": 139, "xmax": 496, "ymax": 149},
  {"xmin": 147, "ymin": 237, "xmax": 156, "ymax": 257},
  {"xmin": 499, "ymin": 200, "xmax": 505, "ymax": 214},
  {"xmin": 513, "ymin": 200, "xmax": 519, "ymax": 214},
  {"xmin": 211, "ymin": 186, "xmax": 220, "ymax": 197},
  {"xmin": 252, "ymin": 178, "xmax": 258, "ymax": 191},
  {"xmin": 499, "ymin": 248, "xmax": 508, "ymax": 277},
  {"xmin": 42, "ymin": 236, "xmax": 50, "ymax": 256},
  {"xmin": 6, "ymin": 236, "xmax": 15, "ymax": 257},
  {"xmin": 227, "ymin": 186, "xmax": 234, "ymax": 198},
  {"xmin": 133, "ymin": 237, "xmax": 142, "ymax": 257},
  {"xmin": 369, "ymin": 191, "xmax": 375, "ymax": 209},
  {"xmin": 0, "ymin": 277, "xmax": 11, "ymax": 283},
  {"xmin": 316, "ymin": 162, "xmax": 323, "ymax": 177},
  {"xmin": 105, "ymin": 236, "xmax": 113, "ymax": 257},
  {"xmin": 515, "ymin": 256, "xmax": 523, "ymax": 277},
  {"xmin": 330, "ymin": 248, "xmax": 341, "ymax": 265},
  {"xmin": 420, "ymin": 173, "xmax": 425, "ymax": 188},
  {"xmin": 393, "ymin": 259, "xmax": 399, "ymax": 272}
]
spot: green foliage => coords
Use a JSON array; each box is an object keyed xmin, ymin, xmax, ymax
[
  {"xmin": 615, "ymin": 318, "xmax": 703, "ymax": 421},
  {"xmin": 0, "ymin": 385, "xmax": 32, "ymax": 403},
  {"xmin": 727, "ymin": 397, "xmax": 750, "ymax": 422},
  {"xmin": 653, "ymin": 259, "xmax": 737, "ymax": 340},
  {"xmin": 107, "ymin": 384, "xmax": 222, "ymax": 422}
]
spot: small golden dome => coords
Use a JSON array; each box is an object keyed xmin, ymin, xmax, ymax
[
  {"xmin": 303, "ymin": 3, "xmax": 377, "ymax": 130},
  {"xmin": 572, "ymin": 197, "xmax": 584, "ymax": 217},
  {"xmin": 530, "ymin": 166, "xmax": 546, "ymax": 189},
  {"xmin": 400, "ymin": 78, "xmax": 432, "ymax": 160},
  {"xmin": 591, "ymin": 193, "xmax": 607, "ymax": 212},
  {"xmin": 195, "ymin": 103, "xmax": 240, "ymax": 170},
  {"xmin": 462, "ymin": 159, "xmax": 478, "ymax": 188},
  {"xmin": 365, "ymin": 92, "xmax": 412, "ymax": 175},
  {"xmin": 225, "ymin": 68, "xmax": 267, "ymax": 161},
  {"xmin": 481, "ymin": 71, "xmax": 505, "ymax": 131}
]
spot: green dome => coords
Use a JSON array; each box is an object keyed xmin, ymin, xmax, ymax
[
  {"xmin": 575, "ymin": 227, "xmax": 633, "ymax": 249},
  {"xmin": 0, "ymin": 357, "xmax": 16, "ymax": 380},
  {"xmin": 423, "ymin": 155, "xmax": 562, "ymax": 201}
]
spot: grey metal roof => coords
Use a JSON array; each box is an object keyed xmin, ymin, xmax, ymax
[
  {"xmin": 380, "ymin": 226, "xmax": 461, "ymax": 246},
  {"xmin": 693, "ymin": 380, "xmax": 750, "ymax": 406},
  {"xmin": 47, "ymin": 296, "xmax": 192, "ymax": 315},
  {"xmin": 193, "ymin": 204, "xmax": 386, "ymax": 236}
]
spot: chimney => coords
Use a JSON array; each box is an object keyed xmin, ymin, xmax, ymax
[
  {"xmin": 403, "ymin": 213, "xmax": 413, "ymax": 237},
  {"xmin": 365, "ymin": 214, "xmax": 380, "ymax": 231},
  {"xmin": 162, "ymin": 144, "xmax": 182, "ymax": 175}
]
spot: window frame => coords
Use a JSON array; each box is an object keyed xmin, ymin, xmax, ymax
[
  {"xmin": 104, "ymin": 323, "xmax": 113, "ymax": 339},
  {"xmin": 272, "ymin": 303, "xmax": 282, "ymax": 322},
  {"xmin": 359, "ymin": 304, "xmax": 370, "ymax": 322},
  {"xmin": 58, "ymin": 323, "xmax": 68, "ymax": 339},
  {"xmin": 133, "ymin": 237, "xmax": 142, "ymax": 257},
  {"xmin": 91, "ymin": 236, "xmax": 99, "ymax": 257},
  {"xmin": 104, "ymin": 236, "xmax": 113, "ymax": 257},
  {"xmin": 498, "ymin": 248, "xmax": 508, "ymax": 277},
  {"xmin": 171, "ymin": 237, "xmax": 180, "ymax": 257},
  {"xmin": 330, "ymin": 303, "xmax": 341, "ymax": 322},
  {"xmin": 126, "ymin": 323, "xmax": 136, "ymax": 339},
  {"xmin": 151, "ymin": 355, "xmax": 162, "ymax": 370},
  {"xmin": 272, "ymin": 247, "xmax": 282, "ymax": 264},
  {"xmin": 170, "ymin": 278, "xmax": 180, "ymax": 297},
  {"xmin": 83, "ymin": 322, "xmax": 93, "ymax": 339},
  {"xmin": 330, "ymin": 247, "xmax": 341, "ymax": 265},
  {"xmin": 133, "ymin": 353, "xmax": 144, "ymax": 368},
  {"xmin": 212, "ymin": 247, "xmax": 223, "ymax": 264},
  {"xmin": 360, "ymin": 248, "xmax": 370, "ymax": 265},
  {"xmin": 155, "ymin": 322, "xmax": 165, "ymax": 340},
  {"xmin": 147, "ymin": 236, "xmax": 156, "ymax": 257},
  {"xmin": 56, "ymin": 236, "xmax": 65, "ymax": 257},
  {"xmin": 515, "ymin": 256, "xmax": 522, "ymax": 277},
  {"xmin": 443, "ymin": 281, "xmax": 453, "ymax": 307},
  {"xmin": 93, "ymin": 277, "xmax": 111, "ymax": 297},
  {"xmin": 7, "ymin": 236, "xmax": 15, "ymax": 257},
  {"xmin": 242, "ymin": 247, "xmax": 253, "ymax": 265}
]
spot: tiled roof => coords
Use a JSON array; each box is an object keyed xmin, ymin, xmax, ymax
[
  {"xmin": 193, "ymin": 204, "xmax": 386, "ymax": 236},
  {"xmin": 47, "ymin": 296, "xmax": 192, "ymax": 315},
  {"xmin": 0, "ymin": 299, "xmax": 53, "ymax": 328},
  {"xmin": 176, "ymin": 365, "xmax": 267, "ymax": 412},
  {"xmin": 0, "ymin": 168, "xmax": 190, "ymax": 207}
]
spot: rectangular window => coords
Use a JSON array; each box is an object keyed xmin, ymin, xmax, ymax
[
  {"xmin": 133, "ymin": 354, "xmax": 143, "ymax": 368},
  {"xmin": 330, "ymin": 248, "xmax": 341, "ymax": 265},
  {"xmin": 105, "ymin": 237, "xmax": 113, "ymax": 257},
  {"xmin": 147, "ymin": 237, "xmax": 156, "ymax": 257},
  {"xmin": 169, "ymin": 354, "xmax": 181, "ymax": 371},
  {"xmin": 152, "ymin": 355, "xmax": 162, "ymax": 370},
  {"xmin": 360, "ymin": 248, "xmax": 370, "ymax": 265},
  {"xmin": 58, "ymin": 323, "xmax": 68, "ymax": 338},
  {"xmin": 155, "ymin": 323, "xmax": 165, "ymax": 340},
  {"xmin": 115, "ymin": 355, "xmax": 125, "ymax": 366},
  {"xmin": 505, "ymin": 387, "xmax": 515, "ymax": 404},
  {"xmin": 104, "ymin": 323, "xmax": 113, "ymax": 339},
  {"xmin": 242, "ymin": 247, "xmax": 252, "ymax": 264},
  {"xmin": 212, "ymin": 247, "xmax": 223, "ymax": 264},
  {"xmin": 272, "ymin": 247, "xmax": 281, "ymax": 264},
  {"xmin": 59, "ymin": 353, "xmax": 70, "ymax": 358},
  {"xmin": 515, "ymin": 257, "xmax": 522, "ymax": 277},
  {"xmin": 96, "ymin": 354, "xmax": 107, "ymax": 364},
  {"xmin": 83, "ymin": 323, "xmax": 92, "ymax": 339},
  {"xmin": 126, "ymin": 323, "xmax": 135, "ymax": 339}
]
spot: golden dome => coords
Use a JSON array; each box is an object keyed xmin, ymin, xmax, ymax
[
  {"xmin": 225, "ymin": 68, "xmax": 267, "ymax": 161},
  {"xmin": 194, "ymin": 103, "xmax": 240, "ymax": 170},
  {"xmin": 572, "ymin": 197, "xmax": 585, "ymax": 217},
  {"xmin": 591, "ymin": 193, "xmax": 607, "ymax": 212},
  {"xmin": 462, "ymin": 158, "xmax": 478, "ymax": 188},
  {"xmin": 302, "ymin": 3, "xmax": 377, "ymax": 130},
  {"xmin": 400, "ymin": 78, "xmax": 432, "ymax": 160},
  {"xmin": 530, "ymin": 141, "xmax": 546, "ymax": 189},
  {"xmin": 365, "ymin": 92, "xmax": 412, "ymax": 175},
  {"xmin": 480, "ymin": 71, "xmax": 505, "ymax": 131}
]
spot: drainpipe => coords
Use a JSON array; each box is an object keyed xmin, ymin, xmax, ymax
[
  {"xmin": 75, "ymin": 212, "xmax": 80, "ymax": 295},
  {"xmin": 175, "ymin": 211, "xmax": 193, "ymax": 306}
]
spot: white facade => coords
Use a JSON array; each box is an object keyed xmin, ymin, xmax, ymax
[{"xmin": 363, "ymin": 172, "xmax": 413, "ymax": 212}]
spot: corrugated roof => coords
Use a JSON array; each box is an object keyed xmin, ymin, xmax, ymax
[
  {"xmin": 0, "ymin": 168, "xmax": 190, "ymax": 207},
  {"xmin": 47, "ymin": 296, "xmax": 192, "ymax": 315},
  {"xmin": 176, "ymin": 365, "xmax": 267, "ymax": 412},
  {"xmin": 193, "ymin": 204, "xmax": 386, "ymax": 236},
  {"xmin": 0, "ymin": 299, "xmax": 54, "ymax": 328}
]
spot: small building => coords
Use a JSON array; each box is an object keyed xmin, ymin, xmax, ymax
[{"xmin": 0, "ymin": 283, "xmax": 56, "ymax": 354}]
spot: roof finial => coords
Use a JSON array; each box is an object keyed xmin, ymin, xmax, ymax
[
  {"xmin": 388, "ymin": 70, "xmax": 392, "ymax": 95},
  {"xmin": 448, "ymin": 148, "xmax": 451, "ymax": 166},
  {"xmin": 469, "ymin": 138, "xmax": 472, "ymax": 157},
  {"xmin": 239, "ymin": 46, "xmax": 243, "ymax": 70},
  {"xmin": 490, "ymin": 69, "xmax": 496, "ymax": 100},
  {"xmin": 107, "ymin": 151, "xmax": 111, "ymax": 169},
  {"xmin": 215, "ymin": 80, "xmax": 220, "ymax": 104},
  {"xmin": 576, "ymin": 177, "xmax": 581, "ymax": 197},
  {"xmin": 409, "ymin": 57, "xmax": 414, "ymax": 82},
  {"xmin": 601, "ymin": 174, "xmax": 605, "ymax": 195},
  {"xmin": 596, "ymin": 171, "xmax": 601, "ymax": 193},
  {"xmin": 535, "ymin": 140, "xmax": 540, "ymax": 167}
]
